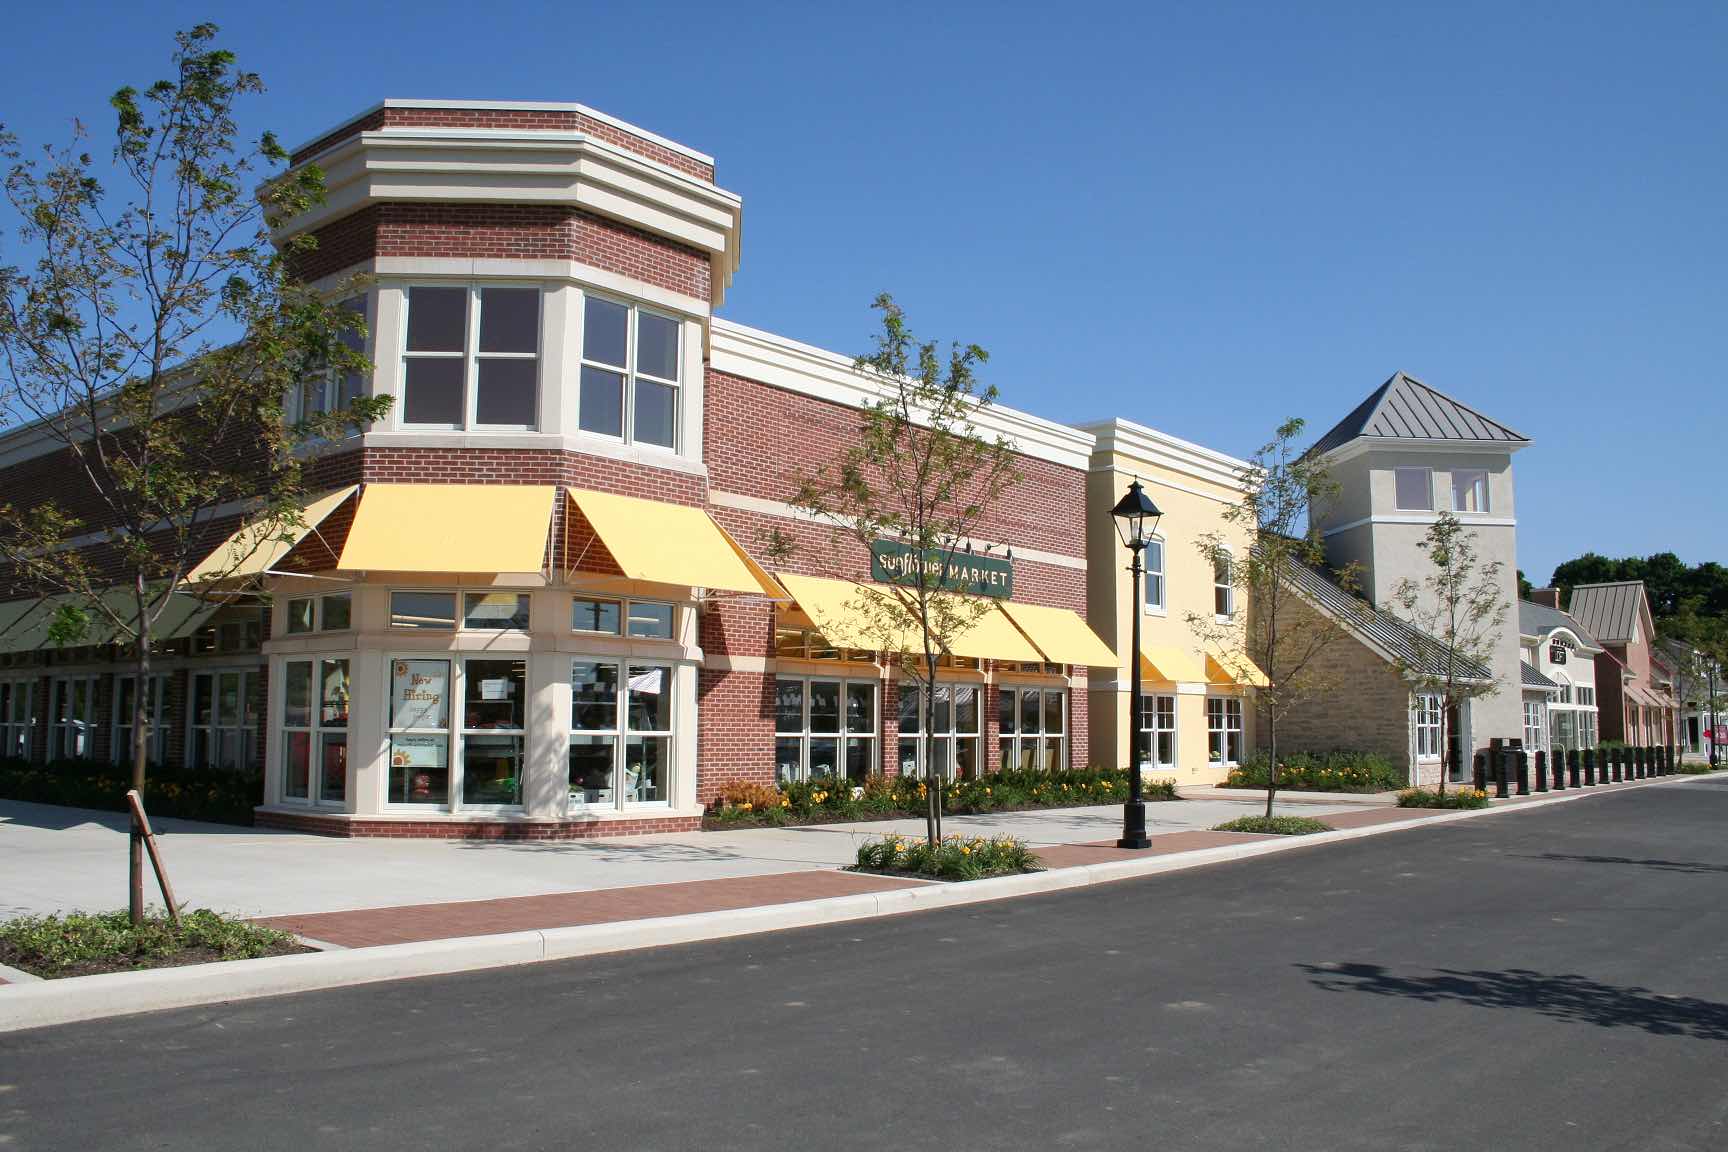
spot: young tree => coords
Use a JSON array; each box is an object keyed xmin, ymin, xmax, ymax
[
  {"xmin": 792, "ymin": 294, "xmax": 1019, "ymax": 844},
  {"xmin": 1189, "ymin": 417, "xmax": 1362, "ymax": 819},
  {"xmin": 0, "ymin": 25, "xmax": 389, "ymax": 921},
  {"xmin": 1390, "ymin": 512, "xmax": 1507, "ymax": 795}
]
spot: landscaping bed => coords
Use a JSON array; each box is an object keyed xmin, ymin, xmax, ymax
[
  {"xmin": 0, "ymin": 909, "xmax": 308, "ymax": 980},
  {"xmin": 1396, "ymin": 787, "xmax": 1491, "ymax": 810},
  {"xmin": 0, "ymin": 758, "xmax": 262, "ymax": 826},
  {"xmin": 1213, "ymin": 815, "xmax": 1333, "ymax": 836},
  {"xmin": 704, "ymin": 767, "xmax": 1176, "ymax": 829},
  {"xmin": 849, "ymin": 834, "xmax": 1041, "ymax": 881},
  {"xmin": 1220, "ymin": 751, "xmax": 1401, "ymax": 794}
]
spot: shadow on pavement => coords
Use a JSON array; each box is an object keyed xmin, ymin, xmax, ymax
[
  {"xmin": 449, "ymin": 838, "xmax": 752, "ymax": 863},
  {"xmin": 1514, "ymin": 852, "xmax": 1728, "ymax": 876},
  {"xmin": 0, "ymin": 799, "xmax": 279, "ymax": 837},
  {"xmin": 1298, "ymin": 961, "xmax": 1728, "ymax": 1042}
]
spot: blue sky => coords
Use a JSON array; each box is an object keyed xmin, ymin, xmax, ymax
[{"xmin": 2, "ymin": 1, "xmax": 1722, "ymax": 585}]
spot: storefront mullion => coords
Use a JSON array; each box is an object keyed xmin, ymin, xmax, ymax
[
  {"xmin": 774, "ymin": 674, "xmax": 878, "ymax": 784},
  {"xmin": 569, "ymin": 657, "xmax": 675, "ymax": 812},
  {"xmin": 0, "ymin": 678, "xmax": 35, "ymax": 760},
  {"xmin": 999, "ymin": 685, "xmax": 1067, "ymax": 772},
  {"xmin": 898, "ymin": 680, "xmax": 982, "ymax": 781}
]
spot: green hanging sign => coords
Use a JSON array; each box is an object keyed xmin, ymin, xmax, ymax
[{"xmin": 869, "ymin": 540, "xmax": 1013, "ymax": 599}]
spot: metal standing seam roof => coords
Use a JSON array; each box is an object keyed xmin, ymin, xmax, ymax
[
  {"xmin": 1521, "ymin": 661, "xmax": 1560, "ymax": 691},
  {"xmin": 1565, "ymin": 581, "xmax": 1648, "ymax": 644},
  {"xmin": 1280, "ymin": 557, "xmax": 1493, "ymax": 681},
  {"xmin": 1517, "ymin": 600, "xmax": 1602, "ymax": 650},
  {"xmin": 1307, "ymin": 372, "xmax": 1530, "ymax": 458}
]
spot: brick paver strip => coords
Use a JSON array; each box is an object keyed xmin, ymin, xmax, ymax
[
  {"xmin": 1037, "ymin": 829, "xmax": 1280, "ymax": 868},
  {"xmin": 257, "ymin": 870, "xmax": 928, "ymax": 949},
  {"xmin": 1319, "ymin": 807, "xmax": 1450, "ymax": 829}
]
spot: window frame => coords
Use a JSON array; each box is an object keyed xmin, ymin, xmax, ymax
[
  {"xmin": 998, "ymin": 685, "xmax": 1067, "ymax": 774},
  {"xmin": 775, "ymin": 675, "xmax": 879, "ymax": 785},
  {"xmin": 1413, "ymin": 692, "xmax": 1443, "ymax": 760},
  {"xmin": 1142, "ymin": 536, "xmax": 1166, "ymax": 615},
  {"xmin": 185, "ymin": 667, "xmax": 259, "ymax": 771},
  {"xmin": 576, "ymin": 291, "xmax": 683, "ymax": 451},
  {"xmin": 49, "ymin": 674, "xmax": 100, "ymax": 761},
  {"xmin": 281, "ymin": 657, "xmax": 351, "ymax": 807},
  {"xmin": 1394, "ymin": 466, "xmax": 1435, "ymax": 512},
  {"xmin": 112, "ymin": 673, "xmax": 168, "ymax": 767},
  {"xmin": 399, "ymin": 282, "xmax": 543, "ymax": 433},
  {"xmin": 567, "ymin": 657, "xmax": 676, "ymax": 813},
  {"xmin": 0, "ymin": 678, "xmax": 35, "ymax": 761},
  {"xmin": 286, "ymin": 294, "xmax": 370, "ymax": 427},
  {"xmin": 1206, "ymin": 695, "xmax": 1244, "ymax": 766},
  {"xmin": 1213, "ymin": 549, "xmax": 1235, "ymax": 620},
  {"xmin": 897, "ymin": 681, "xmax": 983, "ymax": 782},
  {"xmin": 1139, "ymin": 692, "xmax": 1178, "ymax": 770},
  {"xmin": 1450, "ymin": 468, "xmax": 1489, "ymax": 514}
]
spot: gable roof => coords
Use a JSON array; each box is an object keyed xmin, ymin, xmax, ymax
[
  {"xmin": 1566, "ymin": 581, "xmax": 1652, "ymax": 645},
  {"xmin": 1521, "ymin": 661, "xmax": 1560, "ymax": 691},
  {"xmin": 1308, "ymin": 372, "xmax": 1530, "ymax": 459},
  {"xmin": 1281, "ymin": 556, "xmax": 1493, "ymax": 681},
  {"xmin": 1518, "ymin": 599, "xmax": 1602, "ymax": 651}
]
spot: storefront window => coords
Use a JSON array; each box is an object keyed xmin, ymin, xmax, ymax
[
  {"xmin": 897, "ymin": 683, "xmax": 980, "ymax": 781},
  {"xmin": 1524, "ymin": 701, "xmax": 1547, "ymax": 756},
  {"xmin": 320, "ymin": 593, "xmax": 352, "ymax": 631},
  {"xmin": 49, "ymin": 676, "xmax": 98, "ymax": 761},
  {"xmin": 285, "ymin": 598, "xmax": 314, "ymax": 634},
  {"xmin": 391, "ymin": 591, "xmax": 457, "ymax": 630},
  {"xmin": 0, "ymin": 679, "xmax": 34, "ymax": 761},
  {"xmin": 462, "ymin": 658, "xmax": 525, "ymax": 806},
  {"xmin": 188, "ymin": 669, "xmax": 257, "ymax": 770},
  {"xmin": 775, "ymin": 677, "xmax": 876, "ymax": 784},
  {"xmin": 999, "ymin": 686, "xmax": 1065, "ymax": 772},
  {"xmin": 572, "ymin": 597, "xmax": 622, "ymax": 634},
  {"xmin": 1207, "ymin": 696, "xmax": 1244, "ymax": 765},
  {"xmin": 568, "ymin": 660, "xmax": 673, "ymax": 809},
  {"xmin": 389, "ymin": 658, "xmax": 450, "ymax": 805},
  {"xmin": 1139, "ymin": 693, "xmax": 1177, "ymax": 770},
  {"xmin": 626, "ymin": 602, "xmax": 674, "ymax": 639},
  {"xmin": 463, "ymin": 592, "xmax": 530, "ymax": 631},
  {"xmin": 113, "ymin": 675, "xmax": 168, "ymax": 766}
]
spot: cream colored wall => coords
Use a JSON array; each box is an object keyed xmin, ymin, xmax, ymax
[{"xmin": 1086, "ymin": 452, "xmax": 1255, "ymax": 785}]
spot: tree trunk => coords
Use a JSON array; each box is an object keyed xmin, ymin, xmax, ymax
[
  {"xmin": 1436, "ymin": 699, "xmax": 1451, "ymax": 798},
  {"xmin": 923, "ymin": 647, "xmax": 942, "ymax": 845},
  {"xmin": 1264, "ymin": 710, "xmax": 1278, "ymax": 821},
  {"xmin": 129, "ymin": 578, "xmax": 151, "ymax": 925}
]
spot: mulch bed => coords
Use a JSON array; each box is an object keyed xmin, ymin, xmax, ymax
[
  {"xmin": 703, "ymin": 796, "xmax": 1180, "ymax": 832},
  {"xmin": 844, "ymin": 865, "xmax": 1043, "ymax": 883},
  {"xmin": 0, "ymin": 938, "xmax": 312, "ymax": 981}
]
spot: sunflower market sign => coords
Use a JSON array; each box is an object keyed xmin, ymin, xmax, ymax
[{"xmin": 869, "ymin": 540, "xmax": 1013, "ymax": 599}]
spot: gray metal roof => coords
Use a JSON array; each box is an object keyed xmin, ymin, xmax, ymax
[
  {"xmin": 1565, "ymin": 582, "xmax": 1648, "ymax": 644},
  {"xmin": 1308, "ymin": 372, "xmax": 1530, "ymax": 458},
  {"xmin": 1518, "ymin": 599, "xmax": 1602, "ymax": 650},
  {"xmin": 1521, "ymin": 661, "xmax": 1560, "ymax": 691},
  {"xmin": 1282, "ymin": 557, "xmax": 1493, "ymax": 681}
]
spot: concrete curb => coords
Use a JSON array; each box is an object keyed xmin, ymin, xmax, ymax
[{"xmin": 1, "ymin": 772, "xmax": 1714, "ymax": 1034}]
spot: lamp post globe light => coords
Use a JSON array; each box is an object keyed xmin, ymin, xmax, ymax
[{"xmin": 1112, "ymin": 479, "xmax": 1162, "ymax": 850}]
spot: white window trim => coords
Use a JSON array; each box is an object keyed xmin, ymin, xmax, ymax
[
  {"xmin": 279, "ymin": 657, "xmax": 350, "ymax": 807},
  {"xmin": 1142, "ymin": 535, "xmax": 1167, "ymax": 616},
  {"xmin": 998, "ymin": 685, "xmax": 1067, "ymax": 773},
  {"xmin": 576, "ymin": 290, "xmax": 683, "ymax": 452},
  {"xmin": 1393, "ymin": 466, "xmax": 1435, "ymax": 512},
  {"xmin": 1206, "ymin": 695, "xmax": 1244, "ymax": 767},
  {"xmin": 388, "ymin": 588, "xmax": 535, "ymax": 634},
  {"xmin": 897, "ymin": 681, "xmax": 983, "ymax": 781},
  {"xmin": 1213, "ymin": 547, "xmax": 1236, "ymax": 621},
  {"xmin": 1, "ymin": 677, "xmax": 37, "ymax": 761},
  {"xmin": 1450, "ymin": 468, "xmax": 1490, "ymax": 514},
  {"xmin": 185, "ymin": 667, "xmax": 259, "ymax": 771},
  {"xmin": 1413, "ymin": 692, "xmax": 1443, "ymax": 760},
  {"xmin": 570, "ymin": 595, "xmax": 677, "ymax": 640},
  {"xmin": 399, "ymin": 283, "xmax": 543, "ymax": 433},
  {"xmin": 1139, "ymin": 692, "xmax": 1178, "ymax": 770},
  {"xmin": 568, "ymin": 657, "xmax": 676, "ymax": 813},
  {"xmin": 774, "ymin": 675, "xmax": 879, "ymax": 784}
]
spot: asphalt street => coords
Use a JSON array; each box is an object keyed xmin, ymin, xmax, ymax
[{"xmin": 5, "ymin": 778, "xmax": 1728, "ymax": 1151}]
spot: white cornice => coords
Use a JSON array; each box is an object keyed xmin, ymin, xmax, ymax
[
  {"xmin": 288, "ymin": 99, "xmax": 715, "ymax": 167},
  {"xmin": 275, "ymin": 131, "xmax": 743, "ymax": 307},
  {"xmin": 707, "ymin": 319, "xmax": 1095, "ymax": 471},
  {"xmin": 1073, "ymin": 416, "xmax": 1249, "ymax": 493},
  {"xmin": 1323, "ymin": 513, "xmax": 1517, "ymax": 537},
  {"xmin": 1321, "ymin": 436, "xmax": 1530, "ymax": 467}
]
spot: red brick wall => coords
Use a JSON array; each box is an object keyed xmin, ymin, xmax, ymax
[
  {"xmin": 291, "ymin": 106, "xmax": 716, "ymax": 182},
  {"xmin": 290, "ymin": 203, "xmax": 710, "ymax": 300}
]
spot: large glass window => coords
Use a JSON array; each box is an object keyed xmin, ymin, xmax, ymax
[
  {"xmin": 283, "ymin": 659, "xmax": 349, "ymax": 804},
  {"xmin": 579, "ymin": 295, "xmax": 681, "ymax": 449},
  {"xmin": 568, "ymin": 660, "xmax": 674, "ymax": 809},
  {"xmin": 49, "ymin": 676, "xmax": 98, "ymax": 761},
  {"xmin": 1207, "ymin": 696, "xmax": 1244, "ymax": 766},
  {"xmin": 285, "ymin": 598, "xmax": 314, "ymax": 635},
  {"xmin": 1143, "ymin": 538, "xmax": 1165, "ymax": 613},
  {"xmin": 402, "ymin": 285, "xmax": 540, "ymax": 429},
  {"xmin": 463, "ymin": 592, "xmax": 530, "ymax": 632},
  {"xmin": 1394, "ymin": 467, "xmax": 1433, "ymax": 511},
  {"xmin": 188, "ymin": 669, "xmax": 258, "ymax": 770},
  {"xmin": 461, "ymin": 658, "xmax": 526, "ymax": 807},
  {"xmin": 1139, "ymin": 693, "xmax": 1177, "ymax": 770},
  {"xmin": 113, "ymin": 675, "xmax": 167, "ymax": 767},
  {"xmin": 0, "ymin": 679, "xmax": 34, "ymax": 761},
  {"xmin": 1451, "ymin": 469, "xmax": 1488, "ymax": 513},
  {"xmin": 287, "ymin": 295, "xmax": 368, "ymax": 424},
  {"xmin": 1524, "ymin": 700, "xmax": 1547, "ymax": 757},
  {"xmin": 998, "ymin": 686, "xmax": 1065, "ymax": 772},
  {"xmin": 388, "ymin": 658, "xmax": 450, "ymax": 805},
  {"xmin": 776, "ymin": 677, "xmax": 877, "ymax": 784},
  {"xmin": 391, "ymin": 591, "xmax": 457, "ymax": 630},
  {"xmin": 1413, "ymin": 693, "xmax": 1443, "ymax": 759},
  {"xmin": 897, "ymin": 683, "xmax": 981, "ymax": 781},
  {"xmin": 1549, "ymin": 707, "xmax": 1579, "ymax": 755}
]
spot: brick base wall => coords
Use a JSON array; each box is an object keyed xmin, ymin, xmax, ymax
[{"xmin": 255, "ymin": 809, "xmax": 701, "ymax": 840}]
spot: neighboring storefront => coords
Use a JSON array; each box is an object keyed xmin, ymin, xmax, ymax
[{"xmin": 1074, "ymin": 418, "xmax": 1264, "ymax": 784}]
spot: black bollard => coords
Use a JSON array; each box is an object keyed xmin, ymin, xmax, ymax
[
  {"xmin": 1664, "ymin": 746, "xmax": 1674, "ymax": 775},
  {"xmin": 1613, "ymin": 748, "xmax": 1625, "ymax": 783},
  {"xmin": 1495, "ymin": 750, "xmax": 1510, "ymax": 798},
  {"xmin": 1472, "ymin": 752, "xmax": 1487, "ymax": 793},
  {"xmin": 1515, "ymin": 750, "xmax": 1531, "ymax": 796},
  {"xmin": 1583, "ymin": 747, "xmax": 1595, "ymax": 785},
  {"xmin": 1636, "ymin": 746, "xmax": 1647, "ymax": 779},
  {"xmin": 1534, "ymin": 750, "xmax": 1549, "ymax": 792},
  {"xmin": 1552, "ymin": 749, "xmax": 1566, "ymax": 791},
  {"xmin": 1567, "ymin": 748, "xmax": 1581, "ymax": 788}
]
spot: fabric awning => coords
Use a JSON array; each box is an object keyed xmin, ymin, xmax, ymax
[
  {"xmin": 1206, "ymin": 652, "xmax": 1270, "ymax": 688},
  {"xmin": 337, "ymin": 484, "xmax": 557, "ymax": 573},
  {"xmin": 1140, "ymin": 643, "xmax": 1205, "ymax": 684},
  {"xmin": 0, "ymin": 597, "xmax": 61, "ymax": 654},
  {"xmin": 186, "ymin": 485, "xmax": 358, "ymax": 583},
  {"xmin": 567, "ymin": 489, "xmax": 780, "ymax": 595},
  {"xmin": 775, "ymin": 572, "xmax": 1044, "ymax": 663},
  {"xmin": 0, "ymin": 588, "xmax": 222, "ymax": 653},
  {"xmin": 0, "ymin": 598, "xmax": 38, "ymax": 642},
  {"xmin": 998, "ymin": 601, "xmax": 1117, "ymax": 667}
]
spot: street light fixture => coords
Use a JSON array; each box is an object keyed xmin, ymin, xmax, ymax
[{"xmin": 1112, "ymin": 479, "xmax": 1163, "ymax": 850}]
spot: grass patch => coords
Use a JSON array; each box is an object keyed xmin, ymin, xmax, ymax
[
  {"xmin": 850, "ymin": 834, "xmax": 1041, "ymax": 881},
  {"xmin": 1212, "ymin": 815, "xmax": 1332, "ymax": 836},
  {"xmin": 1396, "ymin": 787, "xmax": 1491, "ymax": 809},
  {"xmin": 0, "ymin": 909, "xmax": 307, "ymax": 979},
  {"xmin": 1677, "ymin": 763, "xmax": 1719, "ymax": 775}
]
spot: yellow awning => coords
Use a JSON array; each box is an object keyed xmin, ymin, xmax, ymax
[
  {"xmin": 1207, "ymin": 652, "xmax": 1270, "ymax": 688},
  {"xmin": 567, "ymin": 489, "xmax": 780, "ymax": 595},
  {"xmin": 1140, "ymin": 643, "xmax": 1206, "ymax": 684},
  {"xmin": 338, "ymin": 484, "xmax": 556, "ymax": 573},
  {"xmin": 775, "ymin": 572, "xmax": 1043, "ymax": 662},
  {"xmin": 186, "ymin": 486, "xmax": 358, "ymax": 583},
  {"xmin": 998, "ymin": 601, "xmax": 1118, "ymax": 667}
]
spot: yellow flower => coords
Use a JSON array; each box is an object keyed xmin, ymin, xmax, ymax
[{"xmin": 961, "ymin": 846, "xmax": 971, "ymax": 855}]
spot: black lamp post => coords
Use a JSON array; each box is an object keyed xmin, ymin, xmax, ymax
[
  {"xmin": 1710, "ymin": 659, "xmax": 1719, "ymax": 768},
  {"xmin": 1113, "ymin": 479, "xmax": 1163, "ymax": 849}
]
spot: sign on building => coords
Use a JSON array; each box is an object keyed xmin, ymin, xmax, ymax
[{"xmin": 869, "ymin": 540, "xmax": 1013, "ymax": 599}]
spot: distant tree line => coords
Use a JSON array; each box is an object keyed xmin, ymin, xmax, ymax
[{"xmin": 1548, "ymin": 552, "xmax": 1728, "ymax": 642}]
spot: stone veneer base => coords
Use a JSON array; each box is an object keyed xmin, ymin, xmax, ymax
[{"xmin": 254, "ymin": 809, "xmax": 701, "ymax": 840}]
